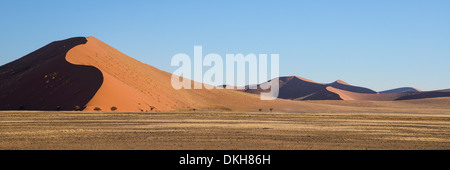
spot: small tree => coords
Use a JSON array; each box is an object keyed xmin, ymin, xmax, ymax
[
  {"xmin": 94, "ymin": 107, "xmax": 102, "ymax": 111},
  {"xmin": 270, "ymin": 108, "xmax": 273, "ymax": 112},
  {"xmin": 259, "ymin": 108, "xmax": 262, "ymax": 112},
  {"xmin": 111, "ymin": 106, "xmax": 117, "ymax": 111}
]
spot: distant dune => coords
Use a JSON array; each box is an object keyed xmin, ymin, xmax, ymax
[
  {"xmin": 245, "ymin": 76, "xmax": 327, "ymax": 100},
  {"xmin": 326, "ymin": 86, "xmax": 415, "ymax": 101},
  {"xmin": 244, "ymin": 76, "xmax": 378, "ymax": 100},
  {"xmin": 396, "ymin": 89, "xmax": 450, "ymax": 100},
  {"xmin": 1, "ymin": 36, "xmax": 449, "ymax": 111},
  {"xmin": 380, "ymin": 87, "xmax": 422, "ymax": 93},
  {"xmin": 244, "ymin": 77, "xmax": 449, "ymax": 101}
]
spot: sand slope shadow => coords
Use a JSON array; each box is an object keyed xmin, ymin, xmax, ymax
[{"xmin": 0, "ymin": 37, "xmax": 103, "ymax": 111}]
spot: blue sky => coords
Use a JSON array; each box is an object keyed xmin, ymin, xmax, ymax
[{"xmin": 1, "ymin": 0, "xmax": 449, "ymax": 91}]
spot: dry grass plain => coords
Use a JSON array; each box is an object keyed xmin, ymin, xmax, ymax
[{"xmin": 1, "ymin": 105, "xmax": 449, "ymax": 150}]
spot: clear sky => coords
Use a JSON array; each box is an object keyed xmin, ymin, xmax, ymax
[{"xmin": 1, "ymin": 0, "xmax": 449, "ymax": 91}]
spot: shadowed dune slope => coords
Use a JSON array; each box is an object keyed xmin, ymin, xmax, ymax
[
  {"xmin": 0, "ymin": 37, "xmax": 103, "ymax": 110},
  {"xmin": 396, "ymin": 89, "xmax": 450, "ymax": 100}
]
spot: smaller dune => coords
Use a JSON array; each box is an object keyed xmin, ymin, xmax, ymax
[
  {"xmin": 327, "ymin": 86, "xmax": 418, "ymax": 101},
  {"xmin": 244, "ymin": 76, "xmax": 328, "ymax": 100},
  {"xmin": 396, "ymin": 89, "xmax": 450, "ymax": 100},
  {"xmin": 380, "ymin": 87, "xmax": 422, "ymax": 93}
]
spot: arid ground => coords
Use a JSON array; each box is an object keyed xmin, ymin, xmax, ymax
[{"xmin": 1, "ymin": 109, "xmax": 449, "ymax": 150}]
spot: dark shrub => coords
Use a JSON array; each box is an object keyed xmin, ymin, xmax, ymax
[
  {"xmin": 111, "ymin": 106, "xmax": 117, "ymax": 111},
  {"xmin": 74, "ymin": 105, "xmax": 81, "ymax": 111}
]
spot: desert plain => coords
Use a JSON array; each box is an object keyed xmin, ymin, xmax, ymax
[{"xmin": 1, "ymin": 99, "xmax": 449, "ymax": 150}]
